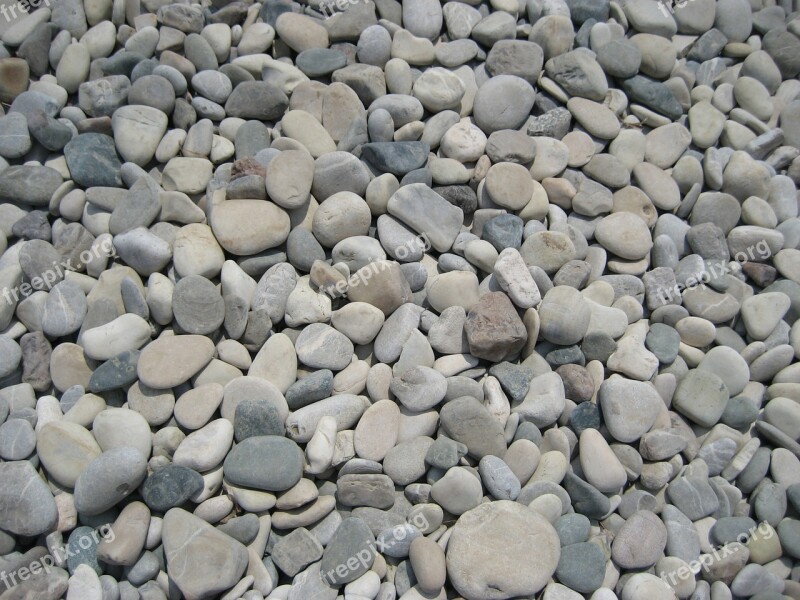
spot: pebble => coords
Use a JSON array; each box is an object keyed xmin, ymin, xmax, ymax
[
  {"xmin": 611, "ymin": 510, "xmax": 668, "ymax": 569},
  {"xmin": 599, "ymin": 377, "xmax": 663, "ymax": 443},
  {"xmin": 73, "ymin": 446, "xmax": 148, "ymax": 515},
  {"xmin": 223, "ymin": 435, "xmax": 304, "ymax": 492},
  {"xmin": 136, "ymin": 335, "xmax": 215, "ymax": 389},
  {"xmin": 141, "ymin": 464, "xmax": 203, "ymax": 512},
  {"xmin": 556, "ymin": 542, "xmax": 606, "ymax": 593},
  {"xmin": 295, "ymin": 323, "xmax": 355, "ymax": 371},
  {"xmin": 673, "ymin": 369, "xmax": 730, "ymax": 427}
]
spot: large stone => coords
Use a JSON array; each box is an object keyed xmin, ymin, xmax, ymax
[
  {"xmin": 447, "ymin": 501, "xmax": 560, "ymax": 599},
  {"xmin": 439, "ymin": 396, "xmax": 507, "ymax": 459},
  {"xmin": 387, "ymin": 183, "xmax": 463, "ymax": 253},
  {"xmin": 162, "ymin": 508, "xmax": 249, "ymax": 600},
  {"xmin": 211, "ymin": 199, "xmax": 291, "ymax": 255},
  {"xmin": 0, "ymin": 460, "xmax": 58, "ymax": 536},
  {"xmin": 73, "ymin": 447, "xmax": 148, "ymax": 515},
  {"xmin": 598, "ymin": 377, "xmax": 663, "ymax": 443},
  {"xmin": 320, "ymin": 517, "xmax": 376, "ymax": 586},
  {"xmin": 64, "ymin": 133, "xmax": 123, "ymax": 187}
]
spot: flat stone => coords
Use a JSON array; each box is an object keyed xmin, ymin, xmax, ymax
[
  {"xmin": 611, "ymin": 510, "xmax": 667, "ymax": 569},
  {"xmin": 390, "ymin": 366, "xmax": 447, "ymax": 411},
  {"xmin": 224, "ymin": 435, "xmax": 303, "ymax": 492},
  {"xmin": 0, "ymin": 165, "xmax": 63, "ymax": 206},
  {"xmin": 36, "ymin": 420, "xmax": 102, "ymax": 487},
  {"xmin": 388, "ymin": 183, "xmax": 463, "ymax": 253},
  {"xmin": 667, "ymin": 476, "xmax": 720, "ymax": 520},
  {"xmin": 320, "ymin": 517, "xmax": 376, "ymax": 586},
  {"xmin": 361, "ymin": 142, "xmax": 430, "ymax": 176},
  {"xmin": 473, "ymin": 74, "xmax": 536, "ymax": 134},
  {"xmin": 673, "ymin": 369, "xmax": 729, "ymax": 427},
  {"xmin": 545, "ymin": 50, "xmax": 608, "ymax": 101},
  {"xmin": 137, "ymin": 335, "xmax": 215, "ymax": 389},
  {"xmin": 225, "ymin": 81, "xmax": 288, "ymax": 120},
  {"xmin": 431, "ymin": 466, "xmax": 483, "ymax": 516},
  {"xmin": 234, "ymin": 398, "xmax": 285, "ymax": 441},
  {"xmin": 538, "ymin": 286, "xmax": 591, "ymax": 345},
  {"xmin": 556, "ymin": 542, "xmax": 606, "ymax": 594},
  {"xmin": 41, "ymin": 280, "xmax": 87, "ymax": 338}
]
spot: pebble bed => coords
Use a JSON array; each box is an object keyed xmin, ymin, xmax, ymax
[{"xmin": 0, "ymin": 0, "xmax": 799, "ymax": 599}]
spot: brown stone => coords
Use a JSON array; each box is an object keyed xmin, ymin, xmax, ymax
[
  {"xmin": 742, "ymin": 261, "xmax": 777, "ymax": 288},
  {"xmin": 20, "ymin": 331, "xmax": 51, "ymax": 392},
  {"xmin": 557, "ymin": 364, "xmax": 594, "ymax": 403},
  {"xmin": 230, "ymin": 157, "xmax": 266, "ymax": 180},
  {"xmin": 464, "ymin": 292, "xmax": 527, "ymax": 361},
  {"xmin": 346, "ymin": 260, "xmax": 412, "ymax": 316},
  {"xmin": 0, "ymin": 58, "xmax": 29, "ymax": 103}
]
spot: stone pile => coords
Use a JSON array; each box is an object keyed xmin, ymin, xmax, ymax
[{"xmin": 0, "ymin": 0, "xmax": 798, "ymax": 599}]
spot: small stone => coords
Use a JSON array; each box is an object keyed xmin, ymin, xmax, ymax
[
  {"xmin": 141, "ymin": 464, "xmax": 204, "ymax": 512},
  {"xmin": 611, "ymin": 510, "xmax": 667, "ymax": 569},
  {"xmin": 672, "ymin": 369, "xmax": 729, "ymax": 427},
  {"xmin": 295, "ymin": 323, "xmax": 355, "ymax": 371},
  {"xmin": 556, "ymin": 542, "xmax": 606, "ymax": 593}
]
